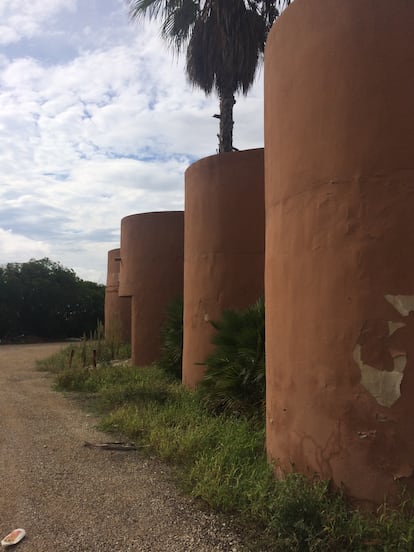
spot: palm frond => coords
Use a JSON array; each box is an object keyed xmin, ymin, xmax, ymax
[
  {"xmin": 161, "ymin": 0, "xmax": 199, "ymax": 50},
  {"xmin": 186, "ymin": 0, "xmax": 267, "ymax": 97},
  {"xmin": 128, "ymin": 0, "xmax": 169, "ymax": 20}
]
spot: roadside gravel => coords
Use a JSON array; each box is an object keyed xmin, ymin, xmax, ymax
[{"xmin": 0, "ymin": 344, "xmax": 248, "ymax": 551}]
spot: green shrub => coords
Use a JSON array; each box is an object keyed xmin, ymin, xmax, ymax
[
  {"xmin": 158, "ymin": 296, "xmax": 183, "ymax": 379},
  {"xmin": 198, "ymin": 297, "xmax": 265, "ymax": 418}
]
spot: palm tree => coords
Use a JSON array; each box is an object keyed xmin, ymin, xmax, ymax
[{"xmin": 127, "ymin": 0, "xmax": 290, "ymax": 153}]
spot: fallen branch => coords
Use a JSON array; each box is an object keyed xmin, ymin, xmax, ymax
[{"xmin": 83, "ymin": 441, "xmax": 141, "ymax": 451}]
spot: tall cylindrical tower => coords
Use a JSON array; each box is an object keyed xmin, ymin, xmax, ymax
[
  {"xmin": 183, "ymin": 149, "xmax": 265, "ymax": 388},
  {"xmin": 104, "ymin": 248, "xmax": 131, "ymax": 344},
  {"xmin": 265, "ymin": 0, "xmax": 414, "ymax": 505},
  {"xmin": 119, "ymin": 212, "xmax": 184, "ymax": 367}
]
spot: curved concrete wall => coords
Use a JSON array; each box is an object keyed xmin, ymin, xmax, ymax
[
  {"xmin": 183, "ymin": 149, "xmax": 265, "ymax": 388},
  {"xmin": 265, "ymin": 0, "xmax": 414, "ymax": 505},
  {"xmin": 104, "ymin": 248, "xmax": 131, "ymax": 343},
  {"xmin": 119, "ymin": 212, "xmax": 184, "ymax": 367}
]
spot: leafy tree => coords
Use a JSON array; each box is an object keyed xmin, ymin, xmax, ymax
[
  {"xmin": 127, "ymin": 0, "xmax": 291, "ymax": 153},
  {"xmin": 0, "ymin": 258, "xmax": 104, "ymax": 341},
  {"xmin": 0, "ymin": 264, "xmax": 22, "ymax": 338}
]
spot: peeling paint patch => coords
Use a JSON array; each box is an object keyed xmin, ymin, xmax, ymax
[
  {"xmin": 385, "ymin": 294, "xmax": 414, "ymax": 316},
  {"xmin": 353, "ymin": 344, "xmax": 406, "ymax": 407},
  {"xmin": 387, "ymin": 321, "xmax": 406, "ymax": 336},
  {"xmin": 354, "ymin": 294, "xmax": 413, "ymax": 406},
  {"xmin": 390, "ymin": 350, "xmax": 407, "ymax": 372}
]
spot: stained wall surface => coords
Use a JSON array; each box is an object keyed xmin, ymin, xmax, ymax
[
  {"xmin": 104, "ymin": 248, "xmax": 131, "ymax": 343},
  {"xmin": 265, "ymin": 0, "xmax": 414, "ymax": 505},
  {"xmin": 119, "ymin": 212, "xmax": 184, "ymax": 367},
  {"xmin": 183, "ymin": 149, "xmax": 264, "ymax": 388}
]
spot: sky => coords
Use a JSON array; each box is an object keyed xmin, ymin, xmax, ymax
[{"xmin": 0, "ymin": 0, "xmax": 266, "ymax": 284}]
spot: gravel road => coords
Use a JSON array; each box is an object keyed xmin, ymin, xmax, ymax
[{"xmin": 0, "ymin": 344, "xmax": 247, "ymax": 551}]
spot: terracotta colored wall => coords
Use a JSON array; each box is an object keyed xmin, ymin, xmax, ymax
[
  {"xmin": 265, "ymin": 0, "xmax": 414, "ymax": 505},
  {"xmin": 118, "ymin": 212, "xmax": 184, "ymax": 367},
  {"xmin": 104, "ymin": 248, "xmax": 131, "ymax": 343},
  {"xmin": 183, "ymin": 149, "xmax": 264, "ymax": 388}
]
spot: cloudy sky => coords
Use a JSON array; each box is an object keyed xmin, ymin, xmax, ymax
[{"xmin": 0, "ymin": 0, "xmax": 266, "ymax": 283}]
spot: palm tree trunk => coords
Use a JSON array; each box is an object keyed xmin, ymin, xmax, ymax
[{"xmin": 219, "ymin": 92, "xmax": 235, "ymax": 153}]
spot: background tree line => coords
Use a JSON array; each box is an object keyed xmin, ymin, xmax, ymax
[{"xmin": 0, "ymin": 258, "xmax": 104, "ymax": 341}]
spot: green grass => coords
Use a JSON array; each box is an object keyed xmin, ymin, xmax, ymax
[{"xmin": 38, "ymin": 343, "xmax": 414, "ymax": 552}]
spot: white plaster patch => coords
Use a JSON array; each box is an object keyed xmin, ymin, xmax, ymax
[
  {"xmin": 353, "ymin": 344, "xmax": 406, "ymax": 408},
  {"xmin": 391, "ymin": 351, "xmax": 407, "ymax": 373},
  {"xmin": 387, "ymin": 321, "xmax": 406, "ymax": 336},
  {"xmin": 385, "ymin": 294, "xmax": 414, "ymax": 317}
]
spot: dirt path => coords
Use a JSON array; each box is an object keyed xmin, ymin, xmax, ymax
[{"xmin": 0, "ymin": 344, "xmax": 244, "ymax": 551}]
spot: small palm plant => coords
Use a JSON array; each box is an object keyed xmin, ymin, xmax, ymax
[
  {"xmin": 158, "ymin": 296, "xmax": 184, "ymax": 379},
  {"xmin": 198, "ymin": 297, "xmax": 265, "ymax": 418}
]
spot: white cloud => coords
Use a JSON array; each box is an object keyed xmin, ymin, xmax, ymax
[
  {"xmin": 0, "ymin": 228, "xmax": 50, "ymax": 261},
  {"xmin": 0, "ymin": 0, "xmax": 265, "ymax": 283},
  {"xmin": 0, "ymin": 0, "xmax": 77, "ymax": 44}
]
